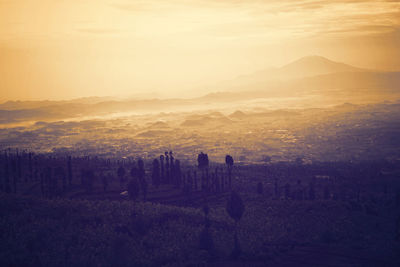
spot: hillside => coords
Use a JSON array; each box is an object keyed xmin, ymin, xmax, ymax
[{"xmin": 1, "ymin": 190, "xmax": 399, "ymax": 266}]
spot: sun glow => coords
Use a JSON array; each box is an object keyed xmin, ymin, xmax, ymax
[{"xmin": 0, "ymin": 0, "xmax": 399, "ymax": 101}]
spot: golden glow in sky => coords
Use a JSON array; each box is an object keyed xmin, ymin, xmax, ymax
[{"xmin": 0, "ymin": 0, "xmax": 399, "ymax": 101}]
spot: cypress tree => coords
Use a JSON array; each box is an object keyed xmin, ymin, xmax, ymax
[
  {"xmin": 137, "ymin": 159, "xmax": 147, "ymax": 201},
  {"xmin": 175, "ymin": 160, "xmax": 182, "ymax": 188},
  {"xmin": 4, "ymin": 152, "xmax": 11, "ymax": 193},
  {"xmin": 194, "ymin": 170, "xmax": 197, "ymax": 191},
  {"xmin": 67, "ymin": 156, "xmax": 73, "ymax": 186},
  {"xmin": 169, "ymin": 151, "xmax": 174, "ymax": 184},
  {"xmin": 152, "ymin": 158, "xmax": 161, "ymax": 188},
  {"xmin": 12, "ymin": 158, "xmax": 17, "ymax": 194},
  {"xmin": 117, "ymin": 165, "xmax": 125, "ymax": 189},
  {"xmin": 160, "ymin": 155, "xmax": 165, "ymax": 184},
  {"xmin": 28, "ymin": 152, "xmax": 33, "ymax": 182},
  {"xmin": 17, "ymin": 151, "xmax": 23, "ymax": 183},
  {"xmin": 128, "ymin": 177, "xmax": 140, "ymax": 202},
  {"xmin": 225, "ymin": 155, "xmax": 234, "ymax": 188}
]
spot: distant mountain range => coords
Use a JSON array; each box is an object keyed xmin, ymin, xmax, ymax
[
  {"xmin": 227, "ymin": 55, "xmax": 366, "ymax": 86},
  {"xmin": 208, "ymin": 55, "xmax": 400, "ymax": 97},
  {"xmin": 1, "ymin": 55, "xmax": 399, "ymax": 124},
  {"xmin": 277, "ymin": 55, "xmax": 366, "ymax": 77}
]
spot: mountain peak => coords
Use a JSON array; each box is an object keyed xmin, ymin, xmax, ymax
[
  {"xmin": 216, "ymin": 55, "xmax": 368, "ymax": 91},
  {"xmin": 291, "ymin": 55, "xmax": 334, "ymax": 64},
  {"xmin": 279, "ymin": 55, "xmax": 364, "ymax": 78},
  {"xmin": 229, "ymin": 110, "xmax": 247, "ymax": 119}
]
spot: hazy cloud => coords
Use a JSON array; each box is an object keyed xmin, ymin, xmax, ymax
[
  {"xmin": 1, "ymin": 0, "xmax": 400, "ymax": 101},
  {"xmin": 75, "ymin": 28, "xmax": 120, "ymax": 34}
]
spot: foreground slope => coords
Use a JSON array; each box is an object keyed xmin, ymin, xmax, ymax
[{"xmin": 1, "ymin": 192, "xmax": 399, "ymax": 266}]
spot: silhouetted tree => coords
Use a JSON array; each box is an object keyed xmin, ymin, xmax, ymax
[
  {"xmin": 194, "ymin": 170, "xmax": 198, "ymax": 191},
  {"xmin": 225, "ymin": 155, "xmax": 234, "ymax": 188},
  {"xmin": 201, "ymin": 172, "xmax": 205, "ymax": 191},
  {"xmin": 186, "ymin": 171, "xmax": 193, "ymax": 194},
  {"xmin": 165, "ymin": 152, "xmax": 170, "ymax": 184},
  {"xmin": 262, "ymin": 155, "xmax": 271, "ymax": 163},
  {"xmin": 226, "ymin": 191, "xmax": 245, "ymax": 259},
  {"xmin": 210, "ymin": 173, "xmax": 215, "ymax": 193},
  {"xmin": 17, "ymin": 151, "xmax": 22, "ymax": 183},
  {"xmin": 55, "ymin": 166, "xmax": 66, "ymax": 193},
  {"xmin": 128, "ymin": 177, "xmax": 140, "ymax": 202},
  {"xmin": 0, "ymin": 154, "xmax": 3, "ymax": 192},
  {"xmin": 40, "ymin": 171, "xmax": 45, "ymax": 197},
  {"xmin": 215, "ymin": 168, "xmax": 220, "ymax": 193},
  {"xmin": 205, "ymin": 168, "xmax": 209, "ymax": 191},
  {"xmin": 3, "ymin": 152, "xmax": 10, "ymax": 193},
  {"xmin": 11, "ymin": 159, "xmax": 17, "ymax": 193},
  {"xmin": 33, "ymin": 156, "xmax": 38, "ymax": 181},
  {"xmin": 117, "ymin": 165, "xmax": 125, "ymax": 189},
  {"xmin": 28, "ymin": 152, "xmax": 33, "ymax": 182},
  {"xmin": 46, "ymin": 167, "xmax": 52, "ymax": 198},
  {"xmin": 198, "ymin": 152, "xmax": 209, "ymax": 190},
  {"xmin": 152, "ymin": 159, "xmax": 161, "ymax": 188},
  {"xmin": 221, "ymin": 169, "xmax": 225, "ymax": 191},
  {"xmin": 82, "ymin": 169, "xmax": 94, "ymax": 193},
  {"xmin": 227, "ymin": 191, "xmax": 245, "ymax": 223},
  {"xmin": 175, "ymin": 159, "xmax": 182, "ymax": 188},
  {"xmin": 137, "ymin": 159, "xmax": 147, "ymax": 201},
  {"xmin": 130, "ymin": 164, "xmax": 138, "ymax": 179},
  {"xmin": 160, "ymin": 155, "xmax": 165, "ymax": 184},
  {"xmin": 198, "ymin": 152, "xmax": 209, "ymax": 169},
  {"xmin": 80, "ymin": 168, "xmax": 85, "ymax": 187},
  {"xmin": 49, "ymin": 166, "xmax": 60, "ymax": 198},
  {"xmin": 182, "ymin": 173, "xmax": 186, "ymax": 191},
  {"xmin": 67, "ymin": 156, "xmax": 72, "ymax": 186},
  {"xmin": 169, "ymin": 151, "xmax": 174, "ymax": 184}
]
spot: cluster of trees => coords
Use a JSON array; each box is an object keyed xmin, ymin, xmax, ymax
[
  {"xmin": 0, "ymin": 150, "xmax": 74, "ymax": 198},
  {"xmin": 0, "ymin": 150, "xmax": 116, "ymax": 198},
  {"xmin": 117, "ymin": 152, "xmax": 236, "ymax": 201},
  {"xmin": 115, "ymin": 152, "xmax": 175, "ymax": 202},
  {"xmin": 127, "ymin": 159, "xmax": 147, "ymax": 201},
  {"xmin": 2, "ymin": 147, "xmax": 396, "ymax": 207},
  {"xmin": 0, "ymin": 147, "xmax": 238, "ymax": 202},
  {"xmin": 0, "ymin": 150, "xmax": 35, "ymax": 194}
]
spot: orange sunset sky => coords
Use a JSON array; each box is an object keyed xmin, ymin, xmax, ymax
[{"xmin": 0, "ymin": 0, "xmax": 399, "ymax": 101}]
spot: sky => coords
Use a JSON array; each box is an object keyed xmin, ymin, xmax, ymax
[{"xmin": 0, "ymin": 0, "xmax": 399, "ymax": 101}]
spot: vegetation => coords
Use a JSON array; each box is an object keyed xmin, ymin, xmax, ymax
[
  {"xmin": 226, "ymin": 191, "xmax": 245, "ymax": 258},
  {"xmin": 225, "ymin": 155, "xmax": 234, "ymax": 188},
  {"xmin": 1, "ymin": 151, "xmax": 400, "ymax": 266}
]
